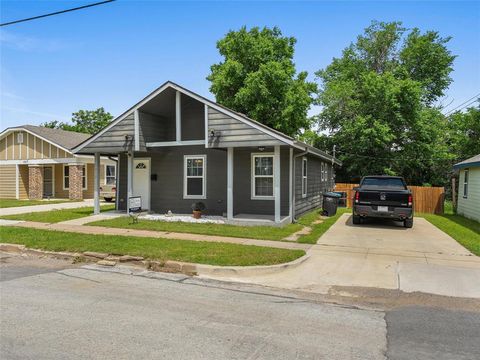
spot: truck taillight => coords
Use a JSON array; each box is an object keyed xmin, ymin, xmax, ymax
[
  {"xmin": 408, "ymin": 195, "xmax": 412, "ymax": 206},
  {"xmin": 355, "ymin": 191, "xmax": 360, "ymax": 203},
  {"xmin": 112, "ymin": 187, "xmax": 116, "ymax": 192}
]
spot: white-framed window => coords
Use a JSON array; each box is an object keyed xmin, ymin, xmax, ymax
[
  {"xmin": 463, "ymin": 169, "xmax": 469, "ymax": 198},
  {"xmin": 251, "ymin": 153, "xmax": 274, "ymax": 200},
  {"xmin": 17, "ymin": 132, "xmax": 24, "ymax": 144},
  {"xmin": 320, "ymin": 163, "xmax": 324, "ymax": 182},
  {"xmin": 63, "ymin": 164, "xmax": 87, "ymax": 190},
  {"xmin": 302, "ymin": 157, "xmax": 307, "ymax": 198},
  {"xmin": 183, "ymin": 155, "xmax": 206, "ymax": 199},
  {"xmin": 105, "ymin": 164, "xmax": 116, "ymax": 185}
]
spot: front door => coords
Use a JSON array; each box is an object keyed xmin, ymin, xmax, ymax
[
  {"xmin": 43, "ymin": 166, "xmax": 53, "ymax": 198},
  {"xmin": 133, "ymin": 158, "xmax": 150, "ymax": 210}
]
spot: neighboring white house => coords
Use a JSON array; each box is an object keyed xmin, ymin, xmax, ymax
[{"xmin": 454, "ymin": 154, "xmax": 480, "ymax": 222}]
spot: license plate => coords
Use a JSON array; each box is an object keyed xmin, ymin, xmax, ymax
[{"xmin": 378, "ymin": 206, "xmax": 389, "ymax": 212}]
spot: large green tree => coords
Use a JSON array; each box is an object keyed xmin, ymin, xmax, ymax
[
  {"xmin": 42, "ymin": 107, "xmax": 113, "ymax": 134},
  {"xmin": 207, "ymin": 26, "xmax": 317, "ymax": 136},
  {"xmin": 447, "ymin": 103, "xmax": 480, "ymax": 161},
  {"xmin": 315, "ymin": 21, "xmax": 456, "ymax": 185}
]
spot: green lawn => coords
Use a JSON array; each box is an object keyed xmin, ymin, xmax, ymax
[
  {"xmin": 0, "ymin": 199, "xmax": 72, "ymax": 208},
  {"xmin": 0, "ymin": 227, "xmax": 305, "ymax": 266},
  {"xmin": 297, "ymin": 208, "xmax": 351, "ymax": 244},
  {"xmin": 0, "ymin": 205, "xmax": 116, "ymax": 223},
  {"xmin": 421, "ymin": 212, "xmax": 480, "ymax": 256},
  {"xmin": 88, "ymin": 213, "xmax": 313, "ymax": 241}
]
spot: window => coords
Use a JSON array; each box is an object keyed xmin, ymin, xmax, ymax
[
  {"xmin": 463, "ymin": 169, "xmax": 469, "ymax": 198},
  {"xmin": 17, "ymin": 132, "xmax": 24, "ymax": 144},
  {"xmin": 302, "ymin": 158, "xmax": 307, "ymax": 198},
  {"xmin": 252, "ymin": 154, "xmax": 274, "ymax": 199},
  {"xmin": 105, "ymin": 165, "xmax": 116, "ymax": 185},
  {"xmin": 63, "ymin": 165, "xmax": 87, "ymax": 190},
  {"xmin": 321, "ymin": 163, "xmax": 324, "ymax": 182},
  {"xmin": 184, "ymin": 155, "xmax": 206, "ymax": 199}
]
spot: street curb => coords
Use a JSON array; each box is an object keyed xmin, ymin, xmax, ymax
[
  {"xmin": 194, "ymin": 254, "xmax": 311, "ymax": 277},
  {"xmin": 0, "ymin": 243, "xmax": 309, "ymax": 277}
]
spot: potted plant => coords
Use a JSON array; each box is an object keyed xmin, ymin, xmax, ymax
[{"xmin": 191, "ymin": 202, "xmax": 206, "ymax": 219}]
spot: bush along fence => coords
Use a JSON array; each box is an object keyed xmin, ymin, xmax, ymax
[{"xmin": 334, "ymin": 183, "xmax": 445, "ymax": 214}]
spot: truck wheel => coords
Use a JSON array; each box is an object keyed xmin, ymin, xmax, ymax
[
  {"xmin": 352, "ymin": 215, "xmax": 361, "ymax": 225},
  {"xmin": 104, "ymin": 197, "xmax": 113, "ymax": 202},
  {"xmin": 404, "ymin": 218, "xmax": 413, "ymax": 228}
]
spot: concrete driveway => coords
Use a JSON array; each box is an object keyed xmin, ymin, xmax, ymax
[{"xmin": 205, "ymin": 214, "xmax": 480, "ymax": 298}]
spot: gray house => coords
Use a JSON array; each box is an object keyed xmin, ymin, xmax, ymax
[{"xmin": 74, "ymin": 82, "xmax": 341, "ymax": 225}]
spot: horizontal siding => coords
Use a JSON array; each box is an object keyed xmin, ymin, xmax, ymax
[
  {"xmin": 207, "ymin": 108, "xmax": 283, "ymax": 148},
  {"xmin": 81, "ymin": 113, "xmax": 135, "ymax": 153},
  {"xmin": 18, "ymin": 165, "xmax": 29, "ymax": 199},
  {"xmin": 0, "ymin": 165, "xmax": 17, "ymax": 199},
  {"xmin": 457, "ymin": 167, "xmax": 480, "ymax": 222},
  {"xmin": 294, "ymin": 155, "xmax": 335, "ymax": 217}
]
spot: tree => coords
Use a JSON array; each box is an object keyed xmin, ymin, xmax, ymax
[
  {"xmin": 41, "ymin": 107, "xmax": 113, "ymax": 134},
  {"xmin": 315, "ymin": 21, "xmax": 456, "ymax": 185},
  {"xmin": 448, "ymin": 102, "xmax": 480, "ymax": 161},
  {"xmin": 207, "ymin": 26, "xmax": 317, "ymax": 136}
]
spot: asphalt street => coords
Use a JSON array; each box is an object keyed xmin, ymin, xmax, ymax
[{"xmin": 1, "ymin": 254, "xmax": 479, "ymax": 359}]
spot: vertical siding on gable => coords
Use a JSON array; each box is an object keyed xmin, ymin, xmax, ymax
[
  {"xmin": 20, "ymin": 132, "xmax": 28, "ymax": 160},
  {"xmin": 181, "ymin": 94, "xmax": 205, "ymax": 141},
  {"xmin": 0, "ymin": 137, "xmax": 6, "ymax": 160},
  {"xmin": 27, "ymin": 133, "xmax": 35, "ymax": 159}
]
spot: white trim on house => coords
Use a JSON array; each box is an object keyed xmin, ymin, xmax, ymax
[
  {"xmin": 0, "ymin": 155, "xmax": 115, "ymax": 166},
  {"xmin": 15, "ymin": 164, "xmax": 19, "ymax": 199},
  {"xmin": 302, "ymin": 157, "xmax": 307, "ymax": 198},
  {"xmin": 251, "ymin": 152, "xmax": 275, "ymax": 200},
  {"xmin": 26, "ymin": 132, "xmax": 29, "ymax": 159},
  {"xmin": 227, "ymin": 147, "xmax": 234, "ymax": 220},
  {"xmin": 463, "ymin": 168, "xmax": 469, "ymax": 198},
  {"xmin": 63, "ymin": 164, "xmax": 87, "ymax": 191},
  {"xmin": 134, "ymin": 109, "xmax": 140, "ymax": 151},
  {"xmin": 289, "ymin": 148, "xmax": 293, "ymax": 219},
  {"xmin": 0, "ymin": 128, "xmax": 73, "ymax": 155},
  {"xmin": 183, "ymin": 154, "xmax": 207, "ymax": 200},
  {"xmin": 204, "ymin": 105, "xmax": 209, "ymax": 149},
  {"xmin": 104, "ymin": 163, "xmax": 116, "ymax": 185},
  {"xmin": 146, "ymin": 140, "xmax": 205, "ymax": 147},
  {"xmin": 274, "ymin": 145, "xmax": 281, "ymax": 223},
  {"xmin": 176, "ymin": 90, "xmax": 182, "ymax": 142}
]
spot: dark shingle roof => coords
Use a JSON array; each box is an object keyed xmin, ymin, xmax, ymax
[
  {"xmin": 453, "ymin": 154, "xmax": 480, "ymax": 169},
  {"xmin": 9, "ymin": 125, "xmax": 91, "ymax": 150}
]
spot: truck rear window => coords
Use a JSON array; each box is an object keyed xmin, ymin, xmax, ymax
[{"xmin": 361, "ymin": 178, "xmax": 406, "ymax": 189}]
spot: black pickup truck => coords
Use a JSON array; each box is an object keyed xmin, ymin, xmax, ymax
[{"xmin": 353, "ymin": 176, "xmax": 414, "ymax": 228}]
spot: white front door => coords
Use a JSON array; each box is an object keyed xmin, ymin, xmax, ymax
[{"xmin": 133, "ymin": 158, "xmax": 151, "ymax": 210}]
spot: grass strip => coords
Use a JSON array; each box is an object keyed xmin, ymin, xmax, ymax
[
  {"xmin": 297, "ymin": 208, "xmax": 351, "ymax": 244},
  {"xmin": 0, "ymin": 226, "xmax": 305, "ymax": 266},
  {"xmin": 0, "ymin": 199, "xmax": 72, "ymax": 208},
  {"xmin": 421, "ymin": 213, "xmax": 480, "ymax": 256},
  {"xmin": 1, "ymin": 205, "xmax": 116, "ymax": 223}
]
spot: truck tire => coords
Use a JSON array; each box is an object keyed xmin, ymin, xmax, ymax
[
  {"xmin": 104, "ymin": 197, "xmax": 113, "ymax": 202},
  {"xmin": 404, "ymin": 218, "xmax": 413, "ymax": 228},
  {"xmin": 352, "ymin": 215, "xmax": 361, "ymax": 225}
]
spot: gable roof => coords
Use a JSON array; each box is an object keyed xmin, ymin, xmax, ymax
[
  {"xmin": 0, "ymin": 125, "xmax": 91, "ymax": 152},
  {"xmin": 73, "ymin": 81, "xmax": 341, "ymax": 165},
  {"xmin": 453, "ymin": 154, "xmax": 480, "ymax": 169}
]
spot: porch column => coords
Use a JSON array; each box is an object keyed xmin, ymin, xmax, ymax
[
  {"xmin": 227, "ymin": 147, "xmax": 234, "ymax": 220},
  {"xmin": 28, "ymin": 165, "xmax": 43, "ymax": 200},
  {"xmin": 289, "ymin": 148, "xmax": 293, "ymax": 220},
  {"xmin": 68, "ymin": 163, "xmax": 84, "ymax": 201},
  {"xmin": 127, "ymin": 152, "xmax": 133, "ymax": 215},
  {"xmin": 93, "ymin": 152, "xmax": 100, "ymax": 215},
  {"xmin": 274, "ymin": 145, "xmax": 281, "ymax": 223}
]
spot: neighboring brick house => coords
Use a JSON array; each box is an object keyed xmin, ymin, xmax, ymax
[{"xmin": 0, "ymin": 125, "xmax": 116, "ymax": 200}]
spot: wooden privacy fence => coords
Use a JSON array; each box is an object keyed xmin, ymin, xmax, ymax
[{"xmin": 334, "ymin": 183, "xmax": 445, "ymax": 214}]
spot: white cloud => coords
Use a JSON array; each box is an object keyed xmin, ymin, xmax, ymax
[{"xmin": 0, "ymin": 29, "xmax": 68, "ymax": 52}]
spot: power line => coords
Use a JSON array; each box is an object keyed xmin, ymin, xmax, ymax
[
  {"xmin": 445, "ymin": 98, "xmax": 479, "ymax": 116},
  {"xmin": 0, "ymin": 0, "xmax": 115, "ymax": 27},
  {"xmin": 444, "ymin": 92, "xmax": 480, "ymax": 116}
]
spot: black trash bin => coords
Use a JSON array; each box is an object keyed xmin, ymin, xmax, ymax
[{"xmin": 322, "ymin": 192, "xmax": 341, "ymax": 216}]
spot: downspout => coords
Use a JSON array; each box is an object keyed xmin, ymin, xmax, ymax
[{"xmin": 292, "ymin": 149, "xmax": 308, "ymax": 222}]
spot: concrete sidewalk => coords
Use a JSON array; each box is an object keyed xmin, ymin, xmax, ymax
[
  {"xmin": 202, "ymin": 214, "xmax": 480, "ymax": 298},
  {"xmin": 0, "ymin": 199, "xmax": 95, "ymax": 216},
  {"xmin": 10, "ymin": 221, "xmax": 312, "ymax": 251}
]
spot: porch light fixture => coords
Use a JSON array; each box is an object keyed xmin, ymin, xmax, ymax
[{"xmin": 258, "ymin": 146, "xmax": 265, "ymax": 152}]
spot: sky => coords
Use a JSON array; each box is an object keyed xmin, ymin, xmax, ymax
[{"xmin": 1, "ymin": 0, "xmax": 479, "ymax": 129}]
